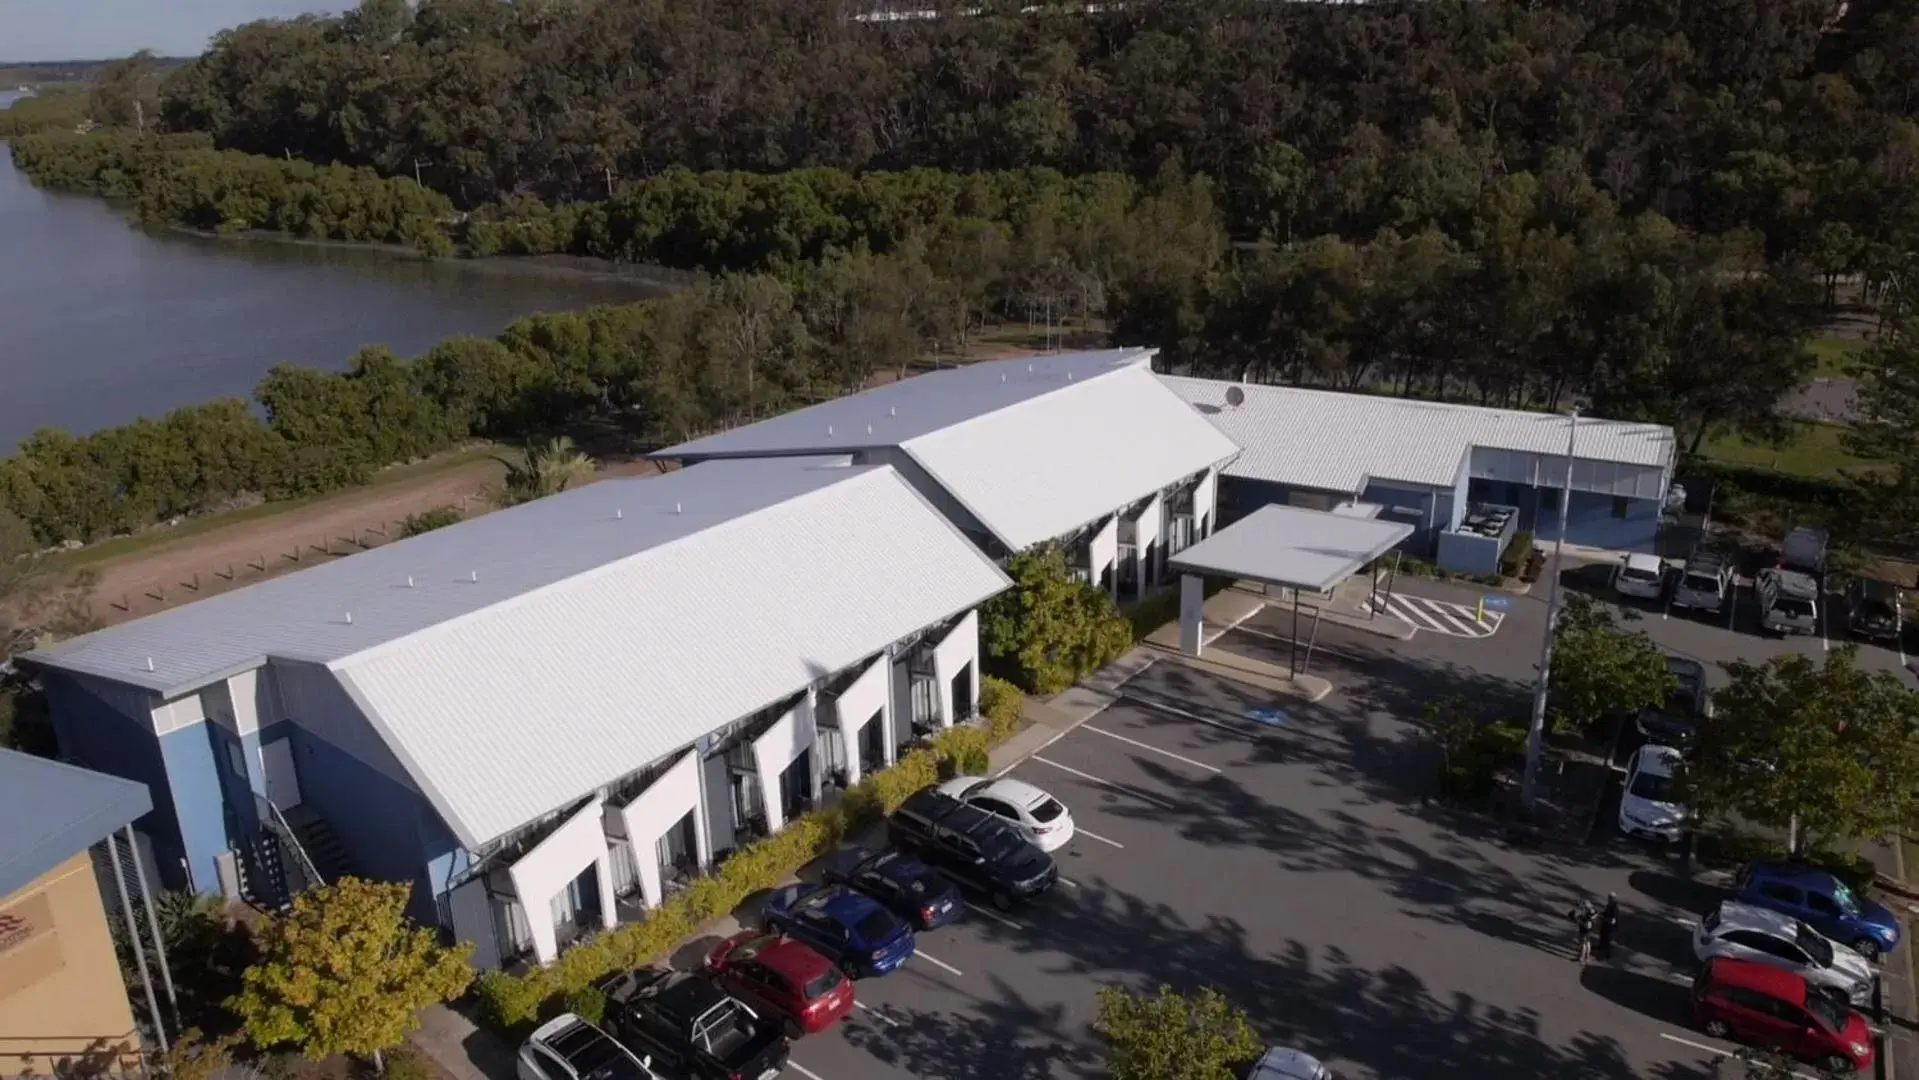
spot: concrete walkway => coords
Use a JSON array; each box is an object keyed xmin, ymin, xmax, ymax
[
  {"xmin": 1141, "ymin": 586, "xmax": 1334, "ymax": 700},
  {"xmin": 409, "ymin": 649, "xmax": 1165, "ymax": 1080}
]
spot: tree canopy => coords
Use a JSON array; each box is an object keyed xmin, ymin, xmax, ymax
[
  {"xmin": 1094, "ymin": 984, "xmax": 1263, "ymax": 1080},
  {"xmin": 1547, "ymin": 595, "xmax": 1675, "ymax": 735},
  {"xmin": 1680, "ymin": 647, "xmax": 1919, "ymax": 853},
  {"xmin": 980, "ymin": 546, "xmax": 1134, "ymax": 695}
]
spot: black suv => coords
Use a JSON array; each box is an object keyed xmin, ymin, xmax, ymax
[
  {"xmin": 885, "ymin": 787, "xmax": 1057, "ymax": 910},
  {"xmin": 599, "ymin": 968, "xmax": 789, "ymax": 1080}
]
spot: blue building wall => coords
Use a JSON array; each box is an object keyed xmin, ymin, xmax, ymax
[
  {"xmin": 269, "ymin": 662, "xmax": 462, "ymax": 927},
  {"xmin": 157, "ymin": 723, "xmax": 233, "ymax": 894},
  {"xmin": 1359, "ymin": 480, "xmax": 1447, "ymax": 554},
  {"xmin": 41, "ymin": 671, "xmax": 187, "ymax": 889},
  {"xmin": 1466, "ymin": 479, "xmax": 1660, "ymax": 552}
]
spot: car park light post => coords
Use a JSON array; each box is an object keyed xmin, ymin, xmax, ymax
[{"xmin": 1522, "ymin": 409, "xmax": 1579, "ymax": 808}]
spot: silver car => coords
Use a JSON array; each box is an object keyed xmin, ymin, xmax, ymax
[
  {"xmin": 518, "ymin": 1013, "xmax": 659, "ymax": 1080},
  {"xmin": 1693, "ymin": 902, "xmax": 1875, "ymax": 1005},
  {"xmin": 1249, "ymin": 1048, "xmax": 1336, "ymax": 1080}
]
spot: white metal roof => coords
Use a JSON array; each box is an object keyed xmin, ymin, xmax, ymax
[
  {"xmin": 1167, "ymin": 504, "xmax": 1414, "ymax": 593},
  {"xmin": 655, "ymin": 350, "xmax": 1243, "ymax": 551},
  {"xmin": 27, "ymin": 458, "xmax": 1012, "ymax": 846},
  {"xmin": 1161, "ymin": 377, "xmax": 1675, "ymax": 494}
]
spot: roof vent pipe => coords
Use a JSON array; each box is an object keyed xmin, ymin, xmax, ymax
[
  {"xmin": 406, "ymin": 575, "xmax": 415, "ymax": 588},
  {"xmin": 144, "ymin": 657, "xmax": 155, "ymax": 673},
  {"xmin": 470, "ymin": 569, "xmax": 478, "ymax": 583},
  {"xmin": 1067, "ymin": 371, "xmax": 1074, "ymax": 381},
  {"xmin": 345, "ymin": 612, "xmax": 353, "ymax": 625},
  {"xmin": 674, "ymin": 502, "xmax": 683, "ymax": 514},
  {"xmin": 827, "ymin": 424, "xmax": 835, "ymax": 437},
  {"xmin": 889, "ymin": 406, "xmax": 897, "ymax": 417},
  {"xmin": 1028, "ymin": 363, "xmax": 1035, "ymax": 373},
  {"xmin": 866, "ymin": 424, "xmax": 873, "ymax": 435},
  {"xmin": 615, "ymin": 508, "xmax": 623, "ymax": 520}
]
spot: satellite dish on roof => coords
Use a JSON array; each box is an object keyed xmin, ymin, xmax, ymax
[{"xmin": 1225, "ymin": 385, "xmax": 1246, "ymax": 407}]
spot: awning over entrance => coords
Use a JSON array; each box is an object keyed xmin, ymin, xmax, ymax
[{"xmin": 1168, "ymin": 503, "xmax": 1412, "ymax": 594}]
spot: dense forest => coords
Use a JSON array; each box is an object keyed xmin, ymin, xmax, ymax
[{"xmin": 6, "ymin": 0, "xmax": 1919, "ymax": 549}]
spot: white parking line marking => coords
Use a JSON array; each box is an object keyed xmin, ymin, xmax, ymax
[
  {"xmin": 914, "ymin": 948, "xmax": 963, "ymax": 977},
  {"xmin": 1658, "ymin": 1033, "xmax": 1823, "ymax": 1079},
  {"xmin": 965, "ymin": 902, "xmax": 1024, "ymax": 930},
  {"xmin": 1413, "ymin": 595, "xmax": 1478, "ymax": 635},
  {"xmin": 788, "ymin": 1063, "xmax": 827, "ymax": 1080},
  {"xmin": 1083, "ymin": 724, "xmax": 1222, "ymax": 774},
  {"xmin": 1124, "ymin": 695, "xmax": 1261, "ymax": 740},
  {"xmin": 1076, "ymin": 826, "xmax": 1125, "ymax": 849},
  {"xmin": 991, "ymin": 657, "xmax": 1158, "ymax": 779},
  {"xmin": 855, "ymin": 1001, "xmax": 900, "ymax": 1027},
  {"xmin": 1032, "ymin": 756, "xmax": 1176, "ymax": 810}
]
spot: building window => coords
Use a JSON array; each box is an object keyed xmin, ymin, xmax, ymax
[
  {"xmin": 226, "ymin": 741, "xmax": 248, "ymax": 779},
  {"xmin": 1611, "ymin": 496, "xmax": 1629, "ymax": 519},
  {"xmin": 1538, "ymin": 488, "xmax": 1560, "ymax": 512}
]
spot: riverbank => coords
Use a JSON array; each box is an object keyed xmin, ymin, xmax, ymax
[{"xmin": 157, "ymin": 224, "xmax": 699, "ymax": 289}]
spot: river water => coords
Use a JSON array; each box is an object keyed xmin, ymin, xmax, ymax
[{"xmin": 0, "ymin": 90, "xmax": 662, "ymax": 453}]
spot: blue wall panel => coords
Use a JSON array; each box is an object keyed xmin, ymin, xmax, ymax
[
  {"xmin": 158, "ymin": 724, "xmax": 232, "ymax": 895},
  {"xmin": 287, "ymin": 726, "xmax": 454, "ymax": 925},
  {"xmin": 42, "ymin": 672, "xmax": 185, "ymax": 888},
  {"xmin": 1360, "ymin": 481, "xmax": 1443, "ymax": 554}
]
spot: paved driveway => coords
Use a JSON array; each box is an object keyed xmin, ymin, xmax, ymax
[{"xmin": 767, "ymin": 642, "xmax": 1763, "ymax": 1080}]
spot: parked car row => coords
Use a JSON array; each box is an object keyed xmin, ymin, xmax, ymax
[
  {"xmin": 1685, "ymin": 859, "xmax": 1903, "ymax": 1074},
  {"xmin": 516, "ymin": 779, "xmax": 1073, "ymax": 1080},
  {"xmin": 1611, "ymin": 537, "xmax": 1906, "ymax": 644}
]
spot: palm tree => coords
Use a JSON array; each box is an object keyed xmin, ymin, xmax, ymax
[{"xmin": 498, "ymin": 436, "xmax": 597, "ymax": 506}]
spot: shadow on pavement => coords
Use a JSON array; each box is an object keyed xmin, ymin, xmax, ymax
[
  {"xmin": 1579, "ymin": 964, "xmax": 1695, "ymax": 1030},
  {"xmin": 1629, "ymin": 868, "xmax": 1729, "ymax": 917},
  {"xmin": 841, "ymin": 975, "xmax": 1101, "ymax": 1080}
]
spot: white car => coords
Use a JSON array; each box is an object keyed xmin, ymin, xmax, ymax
[
  {"xmin": 1617, "ymin": 745, "xmax": 1686, "ymax": 842},
  {"xmin": 1612, "ymin": 553, "xmax": 1667, "ymax": 601},
  {"xmin": 518, "ymin": 1013, "xmax": 658, "ymax": 1080},
  {"xmin": 1249, "ymin": 1048, "xmax": 1336, "ymax": 1080},
  {"xmin": 1694, "ymin": 901, "xmax": 1876, "ymax": 1005},
  {"xmin": 935, "ymin": 775, "xmax": 1075, "ymax": 852}
]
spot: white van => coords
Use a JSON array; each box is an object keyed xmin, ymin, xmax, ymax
[{"xmin": 1758, "ymin": 568, "xmax": 1820, "ymax": 636}]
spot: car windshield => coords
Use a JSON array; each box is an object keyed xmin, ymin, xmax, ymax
[
  {"xmin": 1830, "ymin": 880, "xmax": 1862, "ymax": 916},
  {"xmin": 1032, "ymin": 798, "xmax": 1065, "ymax": 823},
  {"xmin": 854, "ymin": 910, "xmax": 899, "ymax": 942},
  {"xmin": 1775, "ymin": 596, "xmax": 1815, "ymax": 617},
  {"xmin": 1859, "ymin": 597, "xmax": 1895, "ymax": 618},
  {"xmin": 1804, "ymin": 988, "xmax": 1848, "ymax": 1032},
  {"xmin": 1682, "ymin": 573, "xmax": 1719, "ymax": 593},
  {"xmin": 1796, "ymin": 924, "xmax": 1835, "ymax": 967},
  {"xmin": 1623, "ymin": 565, "xmax": 1659, "ymax": 582},
  {"xmin": 802, "ymin": 966, "xmax": 844, "ymax": 999},
  {"xmin": 977, "ymin": 824, "xmax": 1026, "ymax": 861},
  {"xmin": 1629, "ymin": 770, "xmax": 1674, "ymax": 803}
]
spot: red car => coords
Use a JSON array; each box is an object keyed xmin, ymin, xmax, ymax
[
  {"xmin": 703, "ymin": 931, "xmax": 854, "ymax": 1036},
  {"xmin": 1693, "ymin": 957, "xmax": 1876, "ymax": 1073}
]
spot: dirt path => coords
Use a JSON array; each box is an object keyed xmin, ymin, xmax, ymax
[{"xmin": 52, "ymin": 457, "xmax": 664, "ymax": 628}]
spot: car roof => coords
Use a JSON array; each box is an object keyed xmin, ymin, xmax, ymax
[
  {"xmin": 897, "ymin": 787, "xmax": 962, "ymax": 821},
  {"xmin": 1748, "ymin": 860, "xmax": 1838, "ymax": 887},
  {"xmin": 975, "ymin": 776, "xmax": 1055, "ymax": 810},
  {"xmin": 1250, "ymin": 1048, "xmax": 1326, "ymax": 1080},
  {"xmin": 1663, "ymin": 654, "xmax": 1705, "ymax": 680},
  {"xmin": 1765, "ymin": 569, "xmax": 1819, "ymax": 596},
  {"xmin": 1854, "ymin": 578, "xmax": 1900, "ymax": 600},
  {"xmin": 603, "ymin": 968, "xmax": 728, "ymax": 1019},
  {"xmin": 1630, "ymin": 744, "xmax": 1679, "ymax": 777},
  {"xmin": 1706, "ymin": 956, "xmax": 1807, "ymax": 1002},
  {"xmin": 1623, "ymin": 552, "xmax": 1664, "ymax": 571},
  {"xmin": 1684, "ymin": 551, "xmax": 1728, "ymax": 573},
  {"xmin": 731, "ymin": 932, "xmax": 833, "ymax": 981},
  {"xmin": 806, "ymin": 884, "xmax": 884, "ymax": 923},
  {"xmin": 1714, "ymin": 901, "xmax": 1802, "ymax": 938}
]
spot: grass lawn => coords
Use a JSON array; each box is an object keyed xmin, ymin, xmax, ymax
[
  {"xmin": 49, "ymin": 443, "xmax": 505, "ymax": 571},
  {"xmin": 1701, "ymin": 421, "xmax": 1882, "ymax": 479},
  {"xmin": 1805, "ymin": 335, "xmax": 1868, "ymax": 379}
]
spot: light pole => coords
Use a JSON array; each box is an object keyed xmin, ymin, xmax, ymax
[{"xmin": 1522, "ymin": 408, "xmax": 1580, "ymax": 808}]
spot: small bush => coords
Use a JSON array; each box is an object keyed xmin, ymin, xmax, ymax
[
  {"xmin": 399, "ymin": 505, "xmax": 464, "ymax": 537},
  {"xmin": 980, "ymin": 675, "xmax": 1023, "ymax": 741},
  {"xmin": 561, "ymin": 985, "xmax": 607, "ymax": 1025},
  {"xmin": 378, "ymin": 1047, "xmax": 433, "ymax": 1080}
]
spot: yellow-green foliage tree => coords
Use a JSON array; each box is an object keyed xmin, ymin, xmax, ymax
[
  {"xmin": 980, "ymin": 545, "xmax": 1133, "ymax": 695},
  {"xmin": 228, "ymin": 878, "xmax": 472, "ymax": 1070},
  {"xmin": 1095, "ymin": 984, "xmax": 1262, "ymax": 1080}
]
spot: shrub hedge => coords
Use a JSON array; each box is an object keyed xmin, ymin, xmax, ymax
[{"xmin": 474, "ymin": 675, "xmax": 1024, "ymax": 1030}]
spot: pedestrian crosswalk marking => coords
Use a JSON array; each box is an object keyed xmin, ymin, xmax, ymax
[{"xmin": 1358, "ymin": 593, "xmax": 1506, "ymax": 639}]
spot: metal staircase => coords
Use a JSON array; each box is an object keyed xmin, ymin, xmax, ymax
[{"xmin": 242, "ymin": 798, "xmax": 351, "ymax": 911}]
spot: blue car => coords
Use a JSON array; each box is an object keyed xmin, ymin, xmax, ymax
[
  {"xmin": 760, "ymin": 883, "xmax": 915, "ymax": 978},
  {"xmin": 1734, "ymin": 861, "xmax": 1901, "ymax": 960},
  {"xmin": 822, "ymin": 847, "xmax": 963, "ymax": 930}
]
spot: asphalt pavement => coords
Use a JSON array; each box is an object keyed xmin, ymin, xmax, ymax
[{"xmin": 763, "ymin": 624, "xmax": 1776, "ymax": 1080}]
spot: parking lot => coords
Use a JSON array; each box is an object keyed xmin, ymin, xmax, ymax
[{"xmin": 741, "ymin": 571, "xmax": 1870, "ymax": 1080}]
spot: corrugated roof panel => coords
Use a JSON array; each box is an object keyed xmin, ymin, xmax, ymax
[
  {"xmin": 24, "ymin": 458, "xmax": 897, "ymax": 694},
  {"xmin": 0, "ymin": 750, "xmax": 152, "ymax": 896},
  {"xmin": 910, "ymin": 363, "xmax": 1244, "ymax": 549},
  {"xmin": 656, "ymin": 349, "xmax": 1154, "ymax": 460},
  {"xmin": 334, "ymin": 466, "xmax": 1012, "ymax": 846},
  {"xmin": 1167, "ymin": 503, "xmax": 1413, "ymax": 593},
  {"xmin": 1161, "ymin": 377, "xmax": 1675, "ymax": 492}
]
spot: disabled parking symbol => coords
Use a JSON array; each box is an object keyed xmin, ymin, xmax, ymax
[{"xmin": 1248, "ymin": 708, "xmax": 1288, "ymax": 727}]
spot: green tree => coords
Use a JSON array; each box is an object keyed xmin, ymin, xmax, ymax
[
  {"xmin": 1094, "ymin": 984, "xmax": 1262, "ymax": 1080},
  {"xmin": 1547, "ymin": 595, "xmax": 1674, "ymax": 734},
  {"xmin": 979, "ymin": 546, "xmax": 1133, "ymax": 695},
  {"xmin": 1728, "ymin": 1044, "xmax": 1856, "ymax": 1079},
  {"xmin": 1681, "ymin": 647, "xmax": 1919, "ymax": 860},
  {"xmin": 1846, "ymin": 322, "xmax": 1919, "ymax": 548},
  {"xmin": 398, "ymin": 506, "xmax": 465, "ymax": 537},
  {"xmin": 88, "ymin": 51, "xmax": 157, "ymax": 130},
  {"xmin": 498, "ymin": 436, "xmax": 596, "ymax": 507},
  {"xmin": 227, "ymin": 878, "xmax": 472, "ymax": 1070}
]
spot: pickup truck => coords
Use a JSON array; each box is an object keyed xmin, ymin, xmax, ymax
[{"xmin": 599, "ymin": 968, "xmax": 790, "ymax": 1080}]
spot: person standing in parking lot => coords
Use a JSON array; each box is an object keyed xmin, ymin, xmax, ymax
[
  {"xmin": 1569, "ymin": 899, "xmax": 1598, "ymax": 963},
  {"xmin": 1595, "ymin": 893, "xmax": 1620, "ymax": 960}
]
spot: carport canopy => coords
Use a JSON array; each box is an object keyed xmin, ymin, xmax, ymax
[{"xmin": 1169, "ymin": 503, "xmax": 1414, "ymax": 593}]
